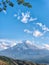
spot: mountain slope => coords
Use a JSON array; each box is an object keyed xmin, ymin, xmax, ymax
[
  {"xmin": 0, "ymin": 40, "xmax": 49, "ymax": 64},
  {"xmin": 0, "ymin": 56, "xmax": 47, "ymax": 65}
]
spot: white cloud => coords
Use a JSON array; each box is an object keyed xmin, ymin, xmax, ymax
[
  {"xmin": 36, "ymin": 23, "xmax": 43, "ymax": 27},
  {"xmin": 14, "ymin": 14, "xmax": 17, "ymax": 17},
  {"xmin": 0, "ymin": 39, "xmax": 49, "ymax": 51},
  {"xmin": 0, "ymin": 39, "xmax": 17, "ymax": 51},
  {"xmin": 24, "ymin": 29, "xmax": 44, "ymax": 37},
  {"xmin": 33, "ymin": 30, "xmax": 43, "ymax": 37},
  {"xmin": 21, "ymin": 12, "xmax": 30, "ymax": 23},
  {"xmin": 17, "ymin": 40, "xmax": 49, "ymax": 50},
  {"xmin": 24, "ymin": 23, "xmax": 49, "ymax": 37},
  {"xmin": 43, "ymin": 44, "xmax": 49, "ymax": 50},
  {"xmin": 14, "ymin": 11, "xmax": 37, "ymax": 23},
  {"xmin": 42, "ymin": 25, "xmax": 49, "ymax": 31},
  {"xmin": 26, "ymin": 40, "xmax": 32, "ymax": 45},
  {"xmin": 36, "ymin": 23, "xmax": 49, "ymax": 32},
  {"xmin": 21, "ymin": 12, "xmax": 37, "ymax": 23},
  {"xmin": 29, "ymin": 17, "xmax": 37, "ymax": 22},
  {"xmin": 3, "ymin": 10, "xmax": 7, "ymax": 14},
  {"xmin": 17, "ymin": 16, "xmax": 20, "ymax": 20},
  {"xmin": 0, "ymin": 43, "xmax": 8, "ymax": 50},
  {"xmin": 24, "ymin": 29, "xmax": 32, "ymax": 34}
]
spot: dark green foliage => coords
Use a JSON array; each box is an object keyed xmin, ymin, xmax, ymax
[
  {"xmin": 0, "ymin": 0, "xmax": 32, "ymax": 12},
  {"xmin": 17, "ymin": 0, "xmax": 24, "ymax": 4},
  {"xmin": 6, "ymin": 0, "xmax": 9, "ymax": 3},
  {"xmin": 17, "ymin": 0, "xmax": 32, "ymax": 8},
  {"xmin": 3, "ymin": 6, "xmax": 6, "ymax": 10},
  {"xmin": 9, "ymin": 2, "xmax": 14, "ymax": 7},
  {"xmin": 0, "ymin": 8, "xmax": 2, "ymax": 12},
  {"xmin": 0, "ymin": 56, "xmax": 47, "ymax": 65},
  {"xmin": 23, "ymin": 2, "xmax": 32, "ymax": 8}
]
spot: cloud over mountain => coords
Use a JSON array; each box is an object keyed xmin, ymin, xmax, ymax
[
  {"xmin": 0, "ymin": 39, "xmax": 49, "ymax": 64},
  {"xmin": 0, "ymin": 39, "xmax": 49, "ymax": 51},
  {"xmin": 0, "ymin": 39, "xmax": 17, "ymax": 51}
]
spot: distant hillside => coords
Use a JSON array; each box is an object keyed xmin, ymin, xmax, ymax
[
  {"xmin": 0, "ymin": 56, "xmax": 47, "ymax": 65},
  {"xmin": 0, "ymin": 41, "xmax": 49, "ymax": 64}
]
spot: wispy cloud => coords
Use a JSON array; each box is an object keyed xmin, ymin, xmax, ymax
[
  {"xmin": 24, "ymin": 29, "xmax": 44, "ymax": 37},
  {"xmin": 21, "ymin": 12, "xmax": 30, "ymax": 23},
  {"xmin": 24, "ymin": 29, "xmax": 32, "ymax": 34},
  {"xmin": 43, "ymin": 44, "xmax": 49, "ymax": 50},
  {"xmin": 26, "ymin": 40, "xmax": 32, "ymax": 45},
  {"xmin": 0, "ymin": 39, "xmax": 17, "ymax": 51},
  {"xmin": 3, "ymin": 10, "xmax": 7, "ymax": 14},
  {"xmin": 29, "ymin": 17, "xmax": 37, "ymax": 22},
  {"xmin": 0, "ymin": 39, "xmax": 49, "ymax": 51},
  {"xmin": 24, "ymin": 22, "xmax": 49, "ymax": 37},
  {"xmin": 14, "ymin": 11, "xmax": 37, "ymax": 23},
  {"xmin": 33, "ymin": 30, "xmax": 43, "ymax": 37},
  {"xmin": 13, "ymin": 40, "xmax": 49, "ymax": 50},
  {"xmin": 14, "ymin": 14, "xmax": 17, "ymax": 17},
  {"xmin": 36, "ymin": 23, "xmax": 49, "ymax": 32}
]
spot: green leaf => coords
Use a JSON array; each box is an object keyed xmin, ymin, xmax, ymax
[
  {"xmin": 3, "ymin": 6, "xmax": 6, "ymax": 10},
  {"xmin": 27, "ymin": 4, "xmax": 32, "ymax": 8},
  {"xmin": 6, "ymin": 0, "xmax": 9, "ymax": 3},
  {"xmin": 2, "ymin": 2, "xmax": 5, "ymax": 4},
  {"xmin": 2, "ymin": 1, "xmax": 7, "ymax": 7},
  {"xmin": 17, "ymin": 0, "xmax": 24, "ymax": 5},
  {"xmin": 9, "ymin": 2, "xmax": 14, "ymax": 7},
  {"xmin": 23, "ymin": 2, "xmax": 32, "ymax": 8},
  {"xmin": 0, "ymin": 8, "xmax": 2, "ymax": 12}
]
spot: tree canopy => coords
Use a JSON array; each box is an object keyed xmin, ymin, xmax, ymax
[{"xmin": 0, "ymin": 0, "xmax": 32, "ymax": 12}]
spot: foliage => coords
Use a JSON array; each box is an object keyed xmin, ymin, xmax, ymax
[
  {"xmin": 0, "ymin": 56, "xmax": 47, "ymax": 65},
  {"xmin": 0, "ymin": 0, "xmax": 32, "ymax": 12}
]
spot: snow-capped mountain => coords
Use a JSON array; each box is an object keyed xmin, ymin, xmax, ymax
[
  {"xmin": 0, "ymin": 39, "xmax": 40, "ymax": 51},
  {"xmin": 0, "ymin": 39, "xmax": 49, "ymax": 63},
  {"xmin": 0, "ymin": 39, "xmax": 17, "ymax": 51},
  {"xmin": 0, "ymin": 39, "xmax": 49, "ymax": 50}
]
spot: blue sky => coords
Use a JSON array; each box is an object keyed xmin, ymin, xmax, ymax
[{"xmin": 0, "ymin": 0, "xmax": 49, "ymax": 47}]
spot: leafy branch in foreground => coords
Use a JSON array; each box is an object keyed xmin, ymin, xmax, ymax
[{"xmin": 0, "ymin": 0, "xmax": 32, "ymax": 12}]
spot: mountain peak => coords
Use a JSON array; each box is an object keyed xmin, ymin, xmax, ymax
[{"xmin": 0, "ymin": 39, "xmax": 49, "ymax": 51}]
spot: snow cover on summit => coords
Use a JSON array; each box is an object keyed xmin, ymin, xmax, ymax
[
  {"xmin": 0, "ymin": 39, "xmax": 49, "ymax": 51},
  {"xmin": 0, "ymin": 39, "xmax": 17, "ymax": 50}
]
